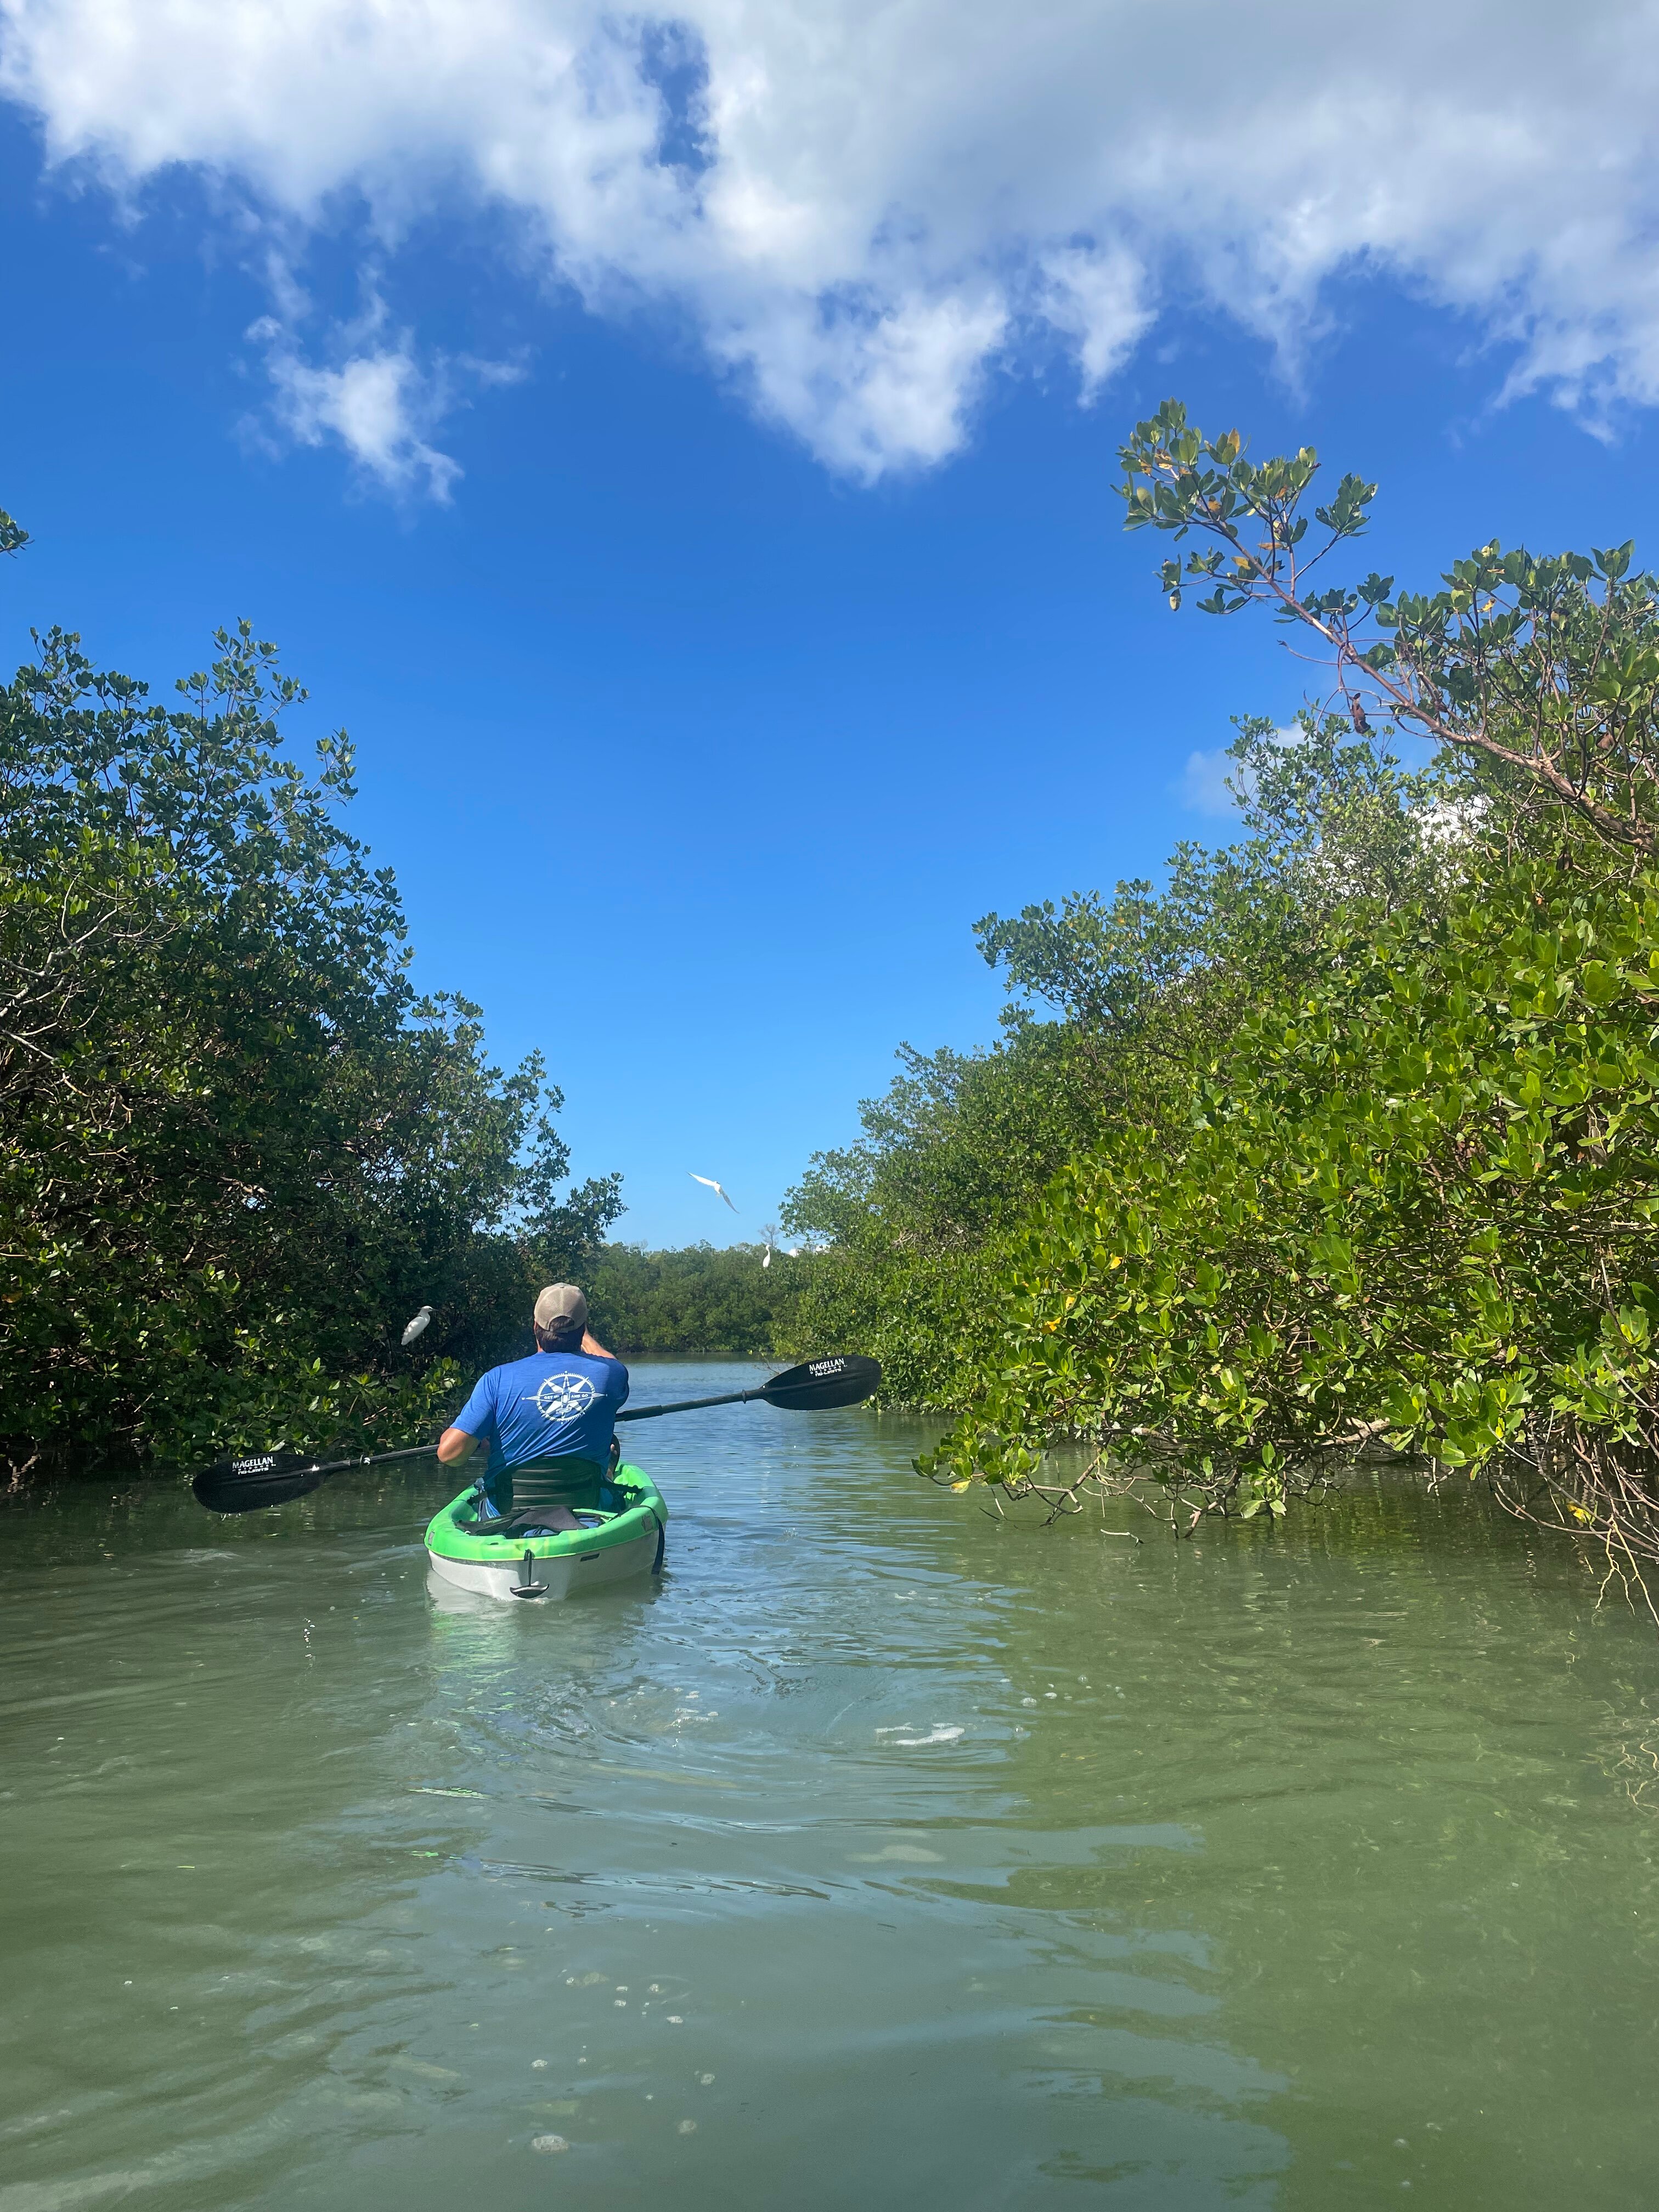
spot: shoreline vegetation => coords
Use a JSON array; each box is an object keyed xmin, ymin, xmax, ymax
[
  {"xmin": 782, "ymin": 402, "xmax": 1659, "ymax": 1611},
  {"xmin": 14, "ymin": 392, "xmax": 1659, "ymax": 1618},
  {"xmin": 0, "ymin": 479, "xmax": 812, "ymax": 1483},
  {"xmin": 1, "ymin": 525, "xmax": 623, "ymax": 1485}
]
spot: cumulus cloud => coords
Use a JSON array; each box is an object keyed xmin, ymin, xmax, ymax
[{"xmin": 5, "ymin": 0, "xmax": 1659, "ymax": 483}]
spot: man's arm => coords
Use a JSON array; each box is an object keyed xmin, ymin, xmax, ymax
[
  {"xmin": 439, "ymin": 1371, "xmax": 495, "ymax": 1466},
  {"xmin": 582, "ymin": 1330, "xmax": 618, "ymax": 1360}
]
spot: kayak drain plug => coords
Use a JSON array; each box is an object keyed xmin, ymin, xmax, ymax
[{"xmin": 510, "ymin": 1548, "xmax": 549, "ymax": 1600}]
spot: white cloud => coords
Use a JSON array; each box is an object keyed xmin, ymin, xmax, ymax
[
  {"xmin": 1415, "ymin": 794, "xmax": 1492, "ymax": 851},
  {"xmin": 709, "ymin": 287, "xmax": 1010, "ymax": 479},
  {"xmin": 1039, "ymin": 243, "xmax": 1155, "ymax": 398},
  {"xmin": 7, "ymin": 1, "xmax": 1659, "ymax": 482},
  {"xmin": 245, "ymin": 283, "xmax": 526, "ymax": 496},
  {"xmin": 257, "ymin": 331, "xmax": 461, "ymax": 501},
  {"xmin": 1178, "ymin": 747, "xmax": 1238, "ymax": 818},
  {"xmin": 1178, "ymin": 725, "xmax": 1303, "ymax": 816}
]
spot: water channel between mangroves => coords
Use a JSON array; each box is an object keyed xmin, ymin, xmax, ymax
[{"xmin": 5, "ymin": 1358, "xmax": 1659, "ymax": 2210}]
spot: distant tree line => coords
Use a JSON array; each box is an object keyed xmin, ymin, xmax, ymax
[{"xmin": 586, "ymin": 1242, "xmax": 806, "ymax": 1356}]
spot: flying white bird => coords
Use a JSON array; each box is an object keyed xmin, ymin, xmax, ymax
[
  {"xmin": 400, "ymin": 1304, "xmax": 433, "ymax": 1347},
  {"xmin": 689, "ymin": 1173, "xmax": 738, "ymax": 1212}
]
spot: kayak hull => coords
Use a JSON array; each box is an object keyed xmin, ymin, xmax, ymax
[
  {"xmin": 424, "ymin": 1463, "xmax": 667, "ymax": 1604},
  {"xmin": 426, "ymin": 1530, "xmax": 658, "ymax": 1602}
]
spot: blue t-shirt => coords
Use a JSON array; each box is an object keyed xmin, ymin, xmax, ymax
[{"xmin": 452, "ymin": 1350, "xmax": 630, "ymax": 1472}]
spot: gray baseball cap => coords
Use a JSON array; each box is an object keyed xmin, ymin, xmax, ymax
[{"xmin": 533, "ymin": 1283, "xmax": 588, "ymax": 1333}]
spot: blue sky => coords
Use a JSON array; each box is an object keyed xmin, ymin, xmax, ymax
[{"xmin": 3, "ymin": 3, "xmax": 1658, "ymax": 1244}]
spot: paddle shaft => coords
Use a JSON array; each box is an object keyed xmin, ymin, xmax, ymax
[
  {"xmin": 201, "ymin": 1390, "xmax": 765, "ymax": 1496},
  {"xmin": 193, "ymin": 1353, "xmax": 878, "ymax": 1511},
  {"xmin": 278, "ymin": 1441, "xmax": 438, "ymax": 1482},
  {"xmin": 615, "ymin": 1386, "xmax": 769, "ymax": 1424},
  {"xmin": 295, "ymin": 1392, "xmax": 762, "ymax": 1472}
]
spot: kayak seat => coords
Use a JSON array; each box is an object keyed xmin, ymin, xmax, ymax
[
  {"xmin": 451, "ymin": 1454, "xmax": 635, "ymax": 1542},
  {"xmin": 484, "ymin": 1502, "xmax": 587, "ymax": 1537},
  {"xmin": 486, "ymin": 1454, "xmax": 607, "ymax": 1519}
]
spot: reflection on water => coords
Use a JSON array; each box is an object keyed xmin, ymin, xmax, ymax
[{"xmin": 4, "ymin": 1363, "xmax": 1659, "ymax": 2209}]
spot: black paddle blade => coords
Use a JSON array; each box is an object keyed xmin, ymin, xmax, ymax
[
  {"xmin": 761, "ymin": 1355, "xmax": 882, "ymax": 1411},
  {"xmin": 191, "ymin": 1453, "xmax": 329, "ymax": 1515}
]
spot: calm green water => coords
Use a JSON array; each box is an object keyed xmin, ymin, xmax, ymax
[{"xmin": 5, "ymin": 1361, "xmax": 1659, "ymax": 2209}]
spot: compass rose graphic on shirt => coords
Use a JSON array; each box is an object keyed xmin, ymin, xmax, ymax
[{"xmin": 534, "ymin": 1371, "xmax": 596, "ymax": 1421}]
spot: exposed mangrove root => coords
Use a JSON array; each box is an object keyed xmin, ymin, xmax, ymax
[{"xmin": 1483, "ymin": 1417, "xmax": 1659, "ymax": 1625}]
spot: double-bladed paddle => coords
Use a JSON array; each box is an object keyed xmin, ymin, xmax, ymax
[
  {"xmin": 190, "ymin": 1353, "xmax": 883, "ymax": 1515},
  {"xmin": 611, "ymin": 1352, "xmax": 882, "ymax": 1423}
]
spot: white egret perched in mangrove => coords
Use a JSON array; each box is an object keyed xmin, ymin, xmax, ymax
[
  {"xmin": 401, "ymin": 1304, "xmax": 433, "ymax": 1347},
  {"xmin": 689, "ymin": 1172, "xmax": 737, "ymax": 1211}
]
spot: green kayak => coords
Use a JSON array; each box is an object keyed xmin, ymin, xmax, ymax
[{"xmin": 424, "ymin": 1463, "xmax": 668, "ymax": 1602}]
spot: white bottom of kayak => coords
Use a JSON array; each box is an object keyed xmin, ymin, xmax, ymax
[{"xmin": 425, "ymin": 1523, "xmax": 659, "ymax": 1603}]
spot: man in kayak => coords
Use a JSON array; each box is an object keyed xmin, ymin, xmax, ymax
[{"xmin": 435, "ymin": 1284, "xmax": 629, "ymax": 1530}]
